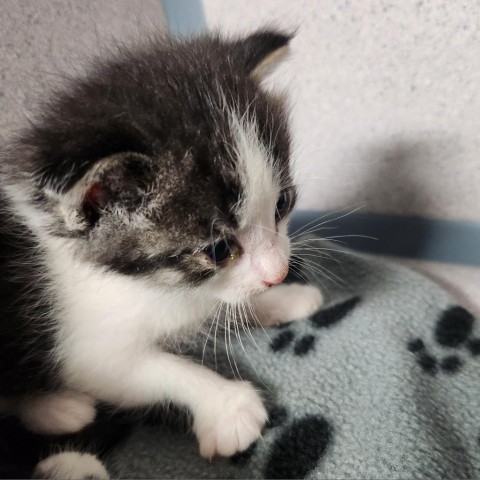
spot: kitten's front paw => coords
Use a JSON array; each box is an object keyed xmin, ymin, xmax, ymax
[
  {"xmin": 194, "ymin": 381, "xmax": 267, "ymax": 459},
  {"xmin": 255, "ymin": 283, "xmax": 324, "ymax": 326}
]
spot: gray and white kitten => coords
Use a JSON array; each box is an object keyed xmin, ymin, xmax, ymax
[{"xmin": 0, "ymin": 29, "xmax": 323, "ymax": 477}]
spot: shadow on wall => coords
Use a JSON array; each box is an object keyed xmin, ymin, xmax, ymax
[
  {"xmin": 292, "ymin": 136, "xmax": 480, "ymax": 266},
  {"xmin": 351, "ymin": 134, "xmax": 467, "ymax": 216}
]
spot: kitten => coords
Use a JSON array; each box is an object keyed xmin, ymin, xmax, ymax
[{"xmin": 0, "ymin": 29, "xmax": 323, "ymax": 476}]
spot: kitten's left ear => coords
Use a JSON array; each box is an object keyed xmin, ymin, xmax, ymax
[{"xmin": 231, "ymin": 29, "xmax": 294, "ymax": 80}]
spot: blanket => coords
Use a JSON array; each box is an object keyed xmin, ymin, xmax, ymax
[{"xmin": 105, "ymin": 238, "xmax": 480, "ymax": 479}]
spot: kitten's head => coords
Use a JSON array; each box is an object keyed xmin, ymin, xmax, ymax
[{"xmin": 22, "ymin": 29, "xmax": 296, "ymax": 303}]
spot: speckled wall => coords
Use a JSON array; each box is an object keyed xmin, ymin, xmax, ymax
[
  {"xmin": 203, "ymin": 0, "xmax": 480, "ymax": 223},
  {"xmin": 0, "ymin": 0, "xmax": 166, "ymax": 140}
]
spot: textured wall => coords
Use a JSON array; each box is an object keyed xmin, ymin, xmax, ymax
[
  {"xmin": 203, "ymin": 0, "xmax": 480, "ymax": 222},
  {"xmin": 0, "ymin": 0, "xmax": 166, "ymax": 140}
]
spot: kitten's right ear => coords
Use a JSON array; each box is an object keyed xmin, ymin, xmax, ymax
[
  {"xmin": 231, "ymin": 29, "xmax": 294, "ymax": 80},
  {"xmin": 50, "ymin": 153, "xmax": 152, "ymax": 232},
  {"xmin": 80, "ymin": 182, "xmax": 109, "ymax": 227}
]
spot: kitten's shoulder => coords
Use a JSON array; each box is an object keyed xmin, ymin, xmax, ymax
[{"xmin": 0, "ymin": 186, "xmax": 60, "ymax": 394}]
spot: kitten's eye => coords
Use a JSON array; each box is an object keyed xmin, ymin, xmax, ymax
[
  {"xmin": 275, "ymin": 189, "xmax": 291, "ymax": 221},
  {"xmin": 203, "ymin": 239, "xmax": 231, "ymax": 265}
]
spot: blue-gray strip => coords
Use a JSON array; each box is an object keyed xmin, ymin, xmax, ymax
[
  {"xmin": 291, "ymin": 211, "xmax": 480, "ymax": 266},
  {"xmin": 162, "ymin": 0, "xmax": 207, "ymax": 36}
]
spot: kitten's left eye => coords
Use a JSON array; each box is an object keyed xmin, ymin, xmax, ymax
[
  {"xmin": 275, "ymin": 189, "xmax": 291, "ymax": 221},
  {"xmin": 203, "ymin": 239, "xmax": 236, "ymax": 266}
]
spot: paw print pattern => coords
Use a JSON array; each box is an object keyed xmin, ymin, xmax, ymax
[
  {"xmin": 230, "ymin": 405, "xmax": 332, "ymax": 479},
  {"xmin": 435, "ymin": 306, "xmax": 475, "ymax": 347},
  {"xmin": 229, "ymin": 405, "xmax": 289, "ymax": 467},
  {"xmin": 270, "ymin": 330, "xmax": 295, "ymax": 353},
  {"xmin": 264, "ymin": 415, "xmax": 332, "ymax": 479},
  {"xmin": 468, "ymin": 339, "xmax": 480, "ymax": 356},
  {"xmin": 270, "ymin": 296, "xmax": 361, "ymax": 356},
  {"xmin": 294, "ymin": 335, "xmax": 316, "ymax": 356},
  {"xmin": 408, "ymin": 305, "xmax": 479, "ymax": 376},
  {"xmin": 310, "ymin": 296, "xmax": 360, "ymax": 328}
]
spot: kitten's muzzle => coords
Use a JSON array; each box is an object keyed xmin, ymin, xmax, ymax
[
  {"xmin": 252, "ymin": 247, "xmax": 289, "ymax": 287},
  {"xmin": 263, "ymin": 268, "xmax": 288, "ymax": 287}
]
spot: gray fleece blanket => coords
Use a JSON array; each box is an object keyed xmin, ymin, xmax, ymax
[{"xmin": 106, "ymin": 238, "xmax": 480, "ymax": 479}]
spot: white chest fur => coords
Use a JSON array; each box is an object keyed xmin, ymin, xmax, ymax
[{"xmin": 45, "ymin": 237, "xmax": 215, "ymax": 396}]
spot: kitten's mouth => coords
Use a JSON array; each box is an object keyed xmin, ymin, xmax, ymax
[{"xmin": 251, "ymin": 284, "xmax": 274, "ymax": 297}]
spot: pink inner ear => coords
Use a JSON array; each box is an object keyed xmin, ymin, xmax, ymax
[{"xmin": 82, "ymin": 183, "xmax": 107, "ymax": 224}]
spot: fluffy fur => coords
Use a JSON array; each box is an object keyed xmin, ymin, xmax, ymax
[
  {"xmin": 33, "ymin": 452, "xmax": 109, "ymax": 480},
  {"xmin": 0, "ymin": 29, "xmax": 323, "ymax": 477}
]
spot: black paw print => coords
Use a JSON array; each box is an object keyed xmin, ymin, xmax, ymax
[
  {"xmin": 408, "ymin": 305, "xmax": 480, "ymax": 376},
  {"xmin": 270, "ymin": 297, "xmax": 361, "ymax": 356},
  {"xmin": 230, "ymin": 405, "xmax": 332, "ymax": 479},
  {"xmin": 229, "ymin": 406, "xmax": 289, "ymax": 467}
]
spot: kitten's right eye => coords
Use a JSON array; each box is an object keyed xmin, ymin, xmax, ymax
[
  {"xmin": 203, "ymin": 239, "xmax": 232, "ymax": 266},
  {"xmin": 275, "ymin": 189, "xmax": 291, "ymax": 222}
]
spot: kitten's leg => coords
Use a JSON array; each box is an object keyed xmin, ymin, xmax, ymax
[
  {"xmin": 86, "ymin": 353, "xmax": 267, "ymax": 459},
  {"xmin": 251, "ymin": 282, "xmax": 324, "ymax": 326},
  {"xmin": 33, "ymin": 452, "xmax": 109, "ymax": 480},
  {"xmin": 17, "ymin": 391, "xmax": 96, "ymax": 435}
]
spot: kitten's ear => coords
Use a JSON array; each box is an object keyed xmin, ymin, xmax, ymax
[
  {"xmin": 231, "ymin": 29, "xmax": 293, "ymax": 80},
  {"xmin": 52, "ymin": 153, "xmax": 152, "ymax": 231}
]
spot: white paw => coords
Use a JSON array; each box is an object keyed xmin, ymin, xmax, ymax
[
  {"xmin": 194, "ymin": 381, "xmax": 268, "ymax": 459},
  {"xmin": 33, "ymin": 452, "xmax": 109, "ymax": 480},
  {"xmin": 18, "ymin": 391, "xmax": 96, "ymax": 435},
  {"xmin": 255, "ymin": 283, "xmax": 324, "ymax": 326}
]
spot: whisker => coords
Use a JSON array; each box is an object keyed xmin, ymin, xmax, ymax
[
  {"xmin": 322, "ymin": 234, "xmax": 378, "ymax": 241},
  {"xmin": 288, "ymin": 260, "xmax": 334, "ymax": 304},
  {"xmin": 227, "ymin": 305, "xmax": 242, "ymax": 380},
  {"xmin": 201, "ymin": 302, "xmax": 220, "ymax": 366},
  {"xmin": 287, "ymin": 263, "xmax": 313, "ymax": 285},
  {"xmin": 223, "ymin": 304, "xmax": 236, "ymax": 379},
  {"xmin": 294, "ymin": 257, "xmax": 346, "ymax": 289},
  {"xmin": 240, "ymin": 300, "xmax": 272, "ymax": 393},
  {"xmin": 289, "ymin": 205, "xmax": 365, "ymax": 240},
  {"xmin": 241, "ymin": 300, "xmax": 261, "ymax": 350},
  {"xmin": 231, "ymin": 305, "xmax": 245, "ymax": 381},
  {"xmin": 247, "ymin": 299, "xmax": 272, "ymax": 344}
]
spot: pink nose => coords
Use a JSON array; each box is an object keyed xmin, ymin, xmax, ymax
[{"xmin": 263, "ymin": 269, "xmax": 288, "ymax": 287}]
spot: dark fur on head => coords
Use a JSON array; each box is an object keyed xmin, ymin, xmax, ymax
[{"xmin": 8, "ymin": 29, "xmax": 295, "ymax": 283}]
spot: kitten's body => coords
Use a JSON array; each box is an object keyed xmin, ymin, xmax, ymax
[{"xmin": 0, "ymin": 30, "xmax": 323, "ymax": 477}]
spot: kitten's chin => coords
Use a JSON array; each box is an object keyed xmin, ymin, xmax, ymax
[{"xmin": 213, "ymin": 285, "xmax": 269, "ymax": 305}]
